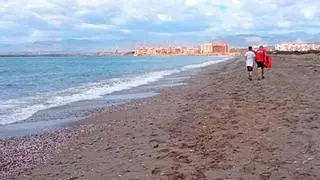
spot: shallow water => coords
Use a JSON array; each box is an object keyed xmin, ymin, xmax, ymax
[{"xmin": 0, "ymin": 56, "xmax": 230, "ymax": 137}]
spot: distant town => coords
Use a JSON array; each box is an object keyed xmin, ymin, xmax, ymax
[
  {"xmin": 275, "ymin": 43, "xmax": 320, "ymax": 52},
  {"xmin": 1, "ymin": 42, "xmax": 320, "ymax": 57},
  {"xmin": 133, "ymin": 42, "xmax": 230, "ymax": 56}
]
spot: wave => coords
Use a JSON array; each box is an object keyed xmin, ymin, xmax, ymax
[
  {"xmin": 182, "ymin": 58, "xmax": 229, "ymax": 70},
  {"xmin": 0, "ymin": 58, "xmax": 230, "ymax": 125}
]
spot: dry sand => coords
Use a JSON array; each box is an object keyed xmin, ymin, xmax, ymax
[{"xmin": 2, "ymin": 54, "xmax": 320, "ymax": 180}]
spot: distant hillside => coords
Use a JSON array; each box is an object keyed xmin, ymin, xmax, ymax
[
  {"xmin": 216, "ymin": 32, "xmax": 320, "ymax": 47},
  {"xmin": 1, "ymin": 32, "xmax": 320, "ymax": 52}
]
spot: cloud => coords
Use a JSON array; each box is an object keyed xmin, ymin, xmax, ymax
[
  {"xmin": 157, "ymin": 14, "xmax": 174, "ymax": 22},
  {"xmin": 120, "ymin": 29, "xmax": 133, "ymax": 34},
  {"xmin": 0, "ymin": 21, "xmax": 15, "ymax": 28},
  {"xmin": 277, "ymin": 20, "xmax": 292, "ymax": 28},
  {"xmin": 184, "ymin": 0, "xmax": 200, "ymax": 7},
  {"xmin": 31, "ymin": 29, "xmax": 44, "ymax": 37},
  {"xmin": 76, "ymin": 0, "xmax": 112, "ymax": 8},
  {"xmin": 77, "ymin": 23, "xmax": 115, "ymax": 30},
  {"xmin": 149, "ymin": 32, "xmax": 174, "ymax": 37},
  {"xmin": 32, "ymin": 13, "xmax": 67, "ymax": 27},
  {"xmin": 74, "ymin": 9, "xmax": 90, "ymax": 17},
  {"xmin": 0, "ymin": 0, "xmax": 320, "ymax": 46},
  {"xmin": 303, "ymin": 7, "xmax": 317, "ymax": 19}
]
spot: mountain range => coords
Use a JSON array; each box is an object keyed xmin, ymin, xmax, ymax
[
  {"xmin": 1, "ymin": 32, "xmax": 320, "ymax": 53},
  {"xmin": 216, "ymin": 32, "xmax": 320, "ymax": 47}
]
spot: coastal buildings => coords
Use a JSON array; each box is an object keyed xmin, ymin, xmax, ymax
[
  {"xmin": 133, "ymin": 47, "xmax": 201, "ymax": 56},
  {"xmin": 201, "ymin": 43, "xmax": 214, "ymax": 54},
  {"xmin": 201, "ymin": 42, "xmax": 229, "ymax": 55},
  {"xmin": 275, "ymin": 43, "xmax": 320, "ymax": 51},
  {"xmin": 133, "ymin": 42, "xmax": 230, "ymax": 56},
  {"xmin": 182, "ymin": 48, "xmax": 201, "ymax": 55}
]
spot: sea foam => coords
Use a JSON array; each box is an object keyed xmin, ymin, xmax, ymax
[{"xmin": 0, "ymin": 58, "xmax": 230, "ymax": 125}]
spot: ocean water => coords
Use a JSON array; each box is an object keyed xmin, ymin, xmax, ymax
[{"xmin": 0, "ymin": 56, "xmax": 229, "ymax": 136}]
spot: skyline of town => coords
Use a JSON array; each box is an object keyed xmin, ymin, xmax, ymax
[
  {"xmin": 2, "ymin": 33, "xmax": 320, "ymax": 53},
  {"xmin": 2, "ymin": 40, "xmax": 320, "ymax": 57},
  {"xmin": 133, "ymin": 42, "xmax": 230, "ymax": 56}
]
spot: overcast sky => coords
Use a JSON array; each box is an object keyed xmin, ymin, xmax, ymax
[{"xmin": 0, "ymin": 0, "xmax": 319, "ymax": 45}]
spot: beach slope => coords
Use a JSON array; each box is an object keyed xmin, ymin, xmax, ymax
[{"xmin": 9, "ymin": 54, "xmax": 320, "ymax": 179}]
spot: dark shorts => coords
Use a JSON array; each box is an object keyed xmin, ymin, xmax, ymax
[
  {"xmin": 247, "ymin": 66, "xmax": 253, "ymax": 72},
  {"xmin": 257, "ymin": 62, "xmax": 264, "ymax": 69}
]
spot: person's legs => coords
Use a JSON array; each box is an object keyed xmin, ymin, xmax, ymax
[
  {"xmin": 247, "ymin": 66, "xmax": 253, "ymax": 80},
  {"xmin": 257, "ymin": 62, "xmax": 264, "ymax": 80},
  {"xmin": 257, "ymin": 67, "xmax": 262, "ymax": 80}
]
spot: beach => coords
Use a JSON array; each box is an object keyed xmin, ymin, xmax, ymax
[{"xmin": 1, "ymin": 54, "xmax": 320, "ymax": 179}]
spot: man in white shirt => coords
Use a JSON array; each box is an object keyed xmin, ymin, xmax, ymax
[{"xmin": 244, "ymin": 46, "xmax": 255, "ymax": 81}]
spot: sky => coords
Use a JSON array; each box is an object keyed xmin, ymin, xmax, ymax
[{"xmin": 0, "ymin": 0, "xmax": 320, "ymax": 50}]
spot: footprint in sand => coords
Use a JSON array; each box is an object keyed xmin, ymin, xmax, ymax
[{"xmin": 176, "ymin": 155, "xmax": 192, "ymax": 164}]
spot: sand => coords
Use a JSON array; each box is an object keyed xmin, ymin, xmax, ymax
[{"xmin": 1, "ymin": 54, "xmax": 320, "ymax": 180}]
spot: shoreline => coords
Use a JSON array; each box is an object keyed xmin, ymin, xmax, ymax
[
  {"xmin": 2, "ymin": 55, "xmax": 320, "ymax": 179},
  {"xmin": 0, "ymin": 54, "xmax": 234, "ymax": 57},
  {"xmin": 1, "ymin": 56, "xmax": 230, "ymax": 128},
  {"xmin": 0, "ymin": 58, "xmax": 234, "ymax": 178}
]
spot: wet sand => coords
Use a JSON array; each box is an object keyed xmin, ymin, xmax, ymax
[{"xmin": 2, "ymin": 54, "xmax": 320, "ymax": 179}]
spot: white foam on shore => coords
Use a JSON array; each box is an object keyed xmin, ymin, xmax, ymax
[
  {"xmin": 182, "ymin": 59, "xmax": 228, "ymax": 70},
  {"xmin": 0, "ymin": 58, "xmax": 231, "ymax": 125}
]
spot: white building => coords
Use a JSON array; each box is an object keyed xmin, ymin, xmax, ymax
[{"xmin": 275, "ymin": 43, "xmax": 320, "ymax": 51}]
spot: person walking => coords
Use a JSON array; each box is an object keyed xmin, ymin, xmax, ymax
[
  {"xmin": 244, "ymin": 46, "xmax": 255, "ymax": 81},
  {"xmin": 255, "ymin": 45, "xmax": 267, "ymax": 80}
]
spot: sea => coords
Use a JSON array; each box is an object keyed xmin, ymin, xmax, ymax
[{"xmin": 0, "ymin": 56, "xmax": 230, "ymax": 138}]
